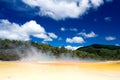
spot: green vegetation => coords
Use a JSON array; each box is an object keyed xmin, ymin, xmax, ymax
[
  {"xmin": 76, "ymin": 44, "xmax": 120, "ymax": 60},
  {"xmin": 0, "ymin": 39, "xmax": 71, "ymax": 61},
  {"xmin": 0, "ymin": 39, "xmax": 120, "ymax": 61}
]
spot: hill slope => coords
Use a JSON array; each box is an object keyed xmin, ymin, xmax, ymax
[
  {"xmin": 0, "ymin": 39, "xmax": 70, "ymax": 61},
  {"xmin": 0, "ymin": 39, "xmax": 120, "ymax": 61},
  {"xmin": 77, "ymin": 44, "xmax": 120, "ymax": 50},
  {"xmin": 76, "ymin": 44, "xmax": 120, "ymax": 60}
]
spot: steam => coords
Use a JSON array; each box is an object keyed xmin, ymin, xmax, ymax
[
  {"xmin": 19, "ymin": 47, "xmax": 78, "ymax": 62},
  {"xmin": 0, "ymin": 44, "xmax": 99, "ymax": 62},
  {"xmin": 19, "ymin": 47, "xmax": 56, "ymax": 62},
  {"xmin": 18, "ymin": 47, "xmax": 99, "ymax": 62}
]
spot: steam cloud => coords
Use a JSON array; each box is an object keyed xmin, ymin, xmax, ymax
[
  {"xmin": 17, "ymin": 47, "xmax": 99, "ymax": 62},
  {"xmin": 19, "ymin": 47, "xmax": 78, "ymax": 62}
]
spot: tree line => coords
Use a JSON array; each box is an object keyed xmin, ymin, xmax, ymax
[{"xmin": 0, "ymin": 39, "xmax": 120, "ymax": 61}]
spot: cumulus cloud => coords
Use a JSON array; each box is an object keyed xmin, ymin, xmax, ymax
[
  {"xmin": 65, "ymin": 45, "xmax": 82, "ymax": 50},
  {"xmin": 48, "ymin": 32, "xmax": 58, "ymax": 39},
  {"xmin": 22, "ymin": 0, "xmax": 104, "ymax": 20},
  {"xmin": 66, "ymin": 36, "xmax": 84, "ymax": 43},
  {"xmin": 78, "ymin": 31, "xmax": 98, "ymax": 38},
  {"xmin": 90, "ymin": 0, "xmax": 104, "ymax": 7},
  {"xmin": 0, "ymin": 19, "xmax": 57, "ymax": 42},
  {"xmin": 105, "ymin": 36, "xmax": 116, "ymax": 41},
  {"xmin": 33, "ymin": 34, "xmax": 52, "ymax": 42}
]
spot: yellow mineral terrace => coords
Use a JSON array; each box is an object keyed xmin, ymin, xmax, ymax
[{"xmin": 0, "ymin": 61, "xmax": 120, "ymax": 80}]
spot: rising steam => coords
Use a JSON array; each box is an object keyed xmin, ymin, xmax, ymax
[{"xmin": 18, "ymin": 47, "xmax": 98, "ymax": 62}]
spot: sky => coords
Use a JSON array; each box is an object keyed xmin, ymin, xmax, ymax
[{"xmin": 0, "ymin": 0, "xmax": 120, "ymax": 50}]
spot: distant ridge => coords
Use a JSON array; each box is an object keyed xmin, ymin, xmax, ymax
[
  {"xmin": 77, "ymin": 44, "xmax": 120, "ymax": 50},
  {"xmin": 76, "ymin": 44, "xmax": 120, "ymax": 60}
]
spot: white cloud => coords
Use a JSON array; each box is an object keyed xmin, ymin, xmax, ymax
[
  {"xmin": 0, "ymin": 19, "xmax": 57, "ymax": 42},
  {"xmin": 48, "ymin": 32, "xmax": 58, "ymax": 39},
  {"xmin": 61, "ymin": 27, "xmax": 78, "ymax": 32},
  {"xmin": 78, "ymin": 31, "xmax": 97, "ymax": 38},
  {"xmin": 104, "ymin": 17, "xmax": 112, "ymax": 22},
  {"xmin": 66, "ymin": 36, "xmax": 84, "ymax": 43},
  {"xmin": 43, "ymin": 38, "xmax": 53, "ymax": 42},
  {"xmin": 33, "ymin": 33, "xmax": 52, "ymax": 42},
  {"xmin": 60, "ymin": 27, "xmax": 66, "ymax": 31},
  {"xmin": 70, "ymin": 28, "xmax": 78, "ymax": 32},
  {"xmin": 22, "ymin": 0, "xmax": 104, "ymax": 20},
  {"xmin": 22, "ymin": 20, "xmax": 45, "ymax": 34},
  {"xmin": 65, "ymin": 45, "xmax": 82, "ymax": 50},
  {"xmin": 105, "ymin": 36, "xmax": 116, "ymax": 41},
  {"xmin": 91, "ymin": 0, "xmax": 104, "ymax": 7}
]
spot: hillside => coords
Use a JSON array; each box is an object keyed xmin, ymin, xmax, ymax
[
  {"xmin": 0, "ymin": 39, "xmax": 120, "ymax": 61},
  {"xmin": 0, "ymin": 39, "xmax": 70, "ymax": 61},
  {"xmin": 77, "ymin": 44, "xmax": 120, "ymax": 50},
  {"xmin": 75, "ymin": 44, "xmax": 120, "ymax": 60}
]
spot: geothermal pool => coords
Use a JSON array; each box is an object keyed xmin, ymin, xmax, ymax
[{"xmin": 0, "ymin": 61, "xmax": 120, "ymax": 80}]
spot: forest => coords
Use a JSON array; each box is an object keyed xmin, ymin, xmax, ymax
[{"xmin": 0, "ymin": 39, "xmax": 120, "ymax": 61}]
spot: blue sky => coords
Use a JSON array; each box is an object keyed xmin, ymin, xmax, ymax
[{"xmin": 0, "ymin": 0, "xmax": 120, "ymax": 50}]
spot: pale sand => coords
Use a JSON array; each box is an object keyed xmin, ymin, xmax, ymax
[{"xmin": 0, "ymin": 61, "xmax": 120, "ymax": 80}]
